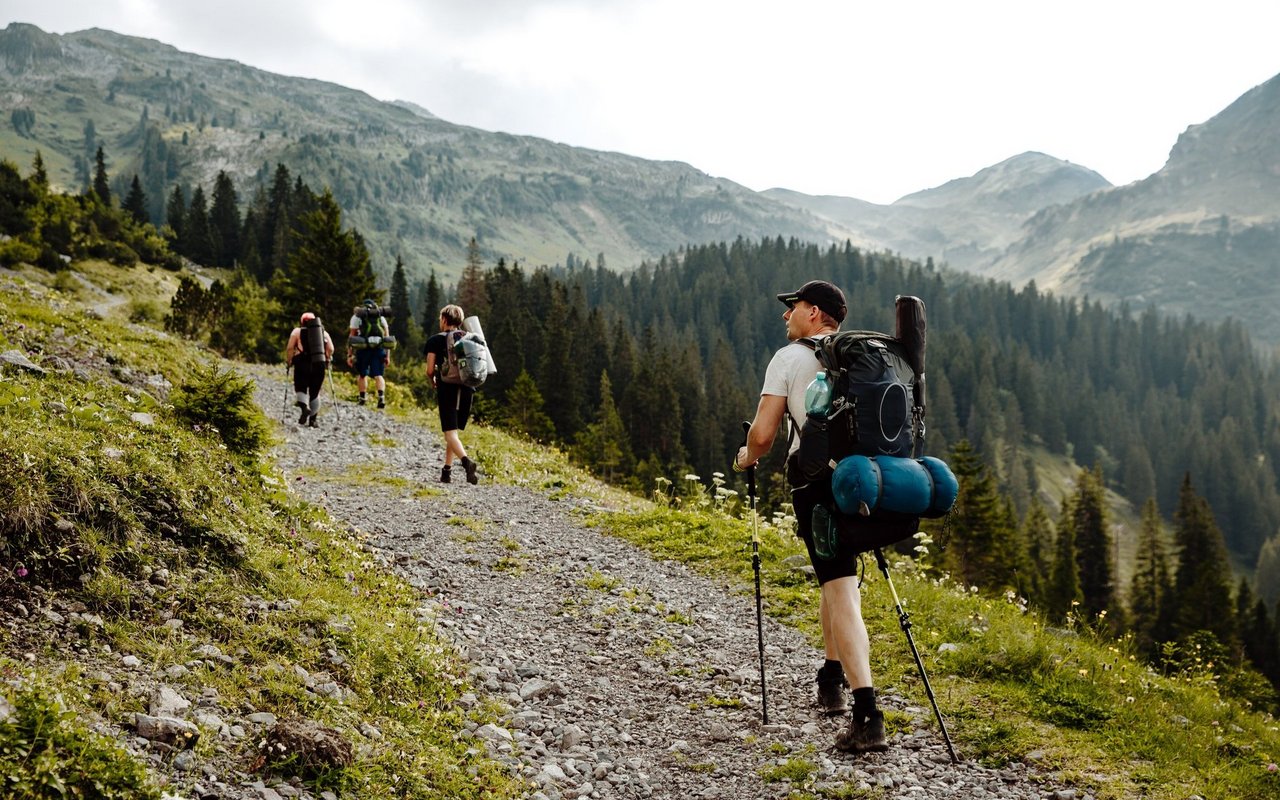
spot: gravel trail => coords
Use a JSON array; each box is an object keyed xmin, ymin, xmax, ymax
[{"xmin": 260, "ymin": 373, "xmax": 1073, "ymax": 800}]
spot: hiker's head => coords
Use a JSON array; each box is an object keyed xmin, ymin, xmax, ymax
[
  {"xmin": 778, "ymin": 280, "xmax": 845, "ymax": 338},
  {"xmin": 300, "ymin": 312, "xmax": 316, "ymax": 325},
  {"xmin": 440, "ymin": 304, "xmax": 464, "ymax": 329}
]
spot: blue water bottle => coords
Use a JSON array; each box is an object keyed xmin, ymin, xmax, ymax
[{"xmin": 805, "ymin": 372, "xmax": 832, "ymax": 416}]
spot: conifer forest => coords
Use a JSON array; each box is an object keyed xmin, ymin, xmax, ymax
[{"xmin": 5, "ymin": 152, "xmax": 1280, "ymax": 706}]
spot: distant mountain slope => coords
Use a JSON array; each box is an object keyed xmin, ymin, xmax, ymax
[
  {"xmin": 766, "ymin": 153, "xmax": 1111, "ymax": 272},
  {"xmin": 985, "ymin": 74, "xmax": 1280, "ymax": 343},
  {"xmin": 0, "ymin": 22, "xmax": 864, "ymax": 283}
]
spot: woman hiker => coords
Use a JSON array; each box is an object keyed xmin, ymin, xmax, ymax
[{"xmin": 423, "ymin": 304, "xmax": 479, "ymax": 484}]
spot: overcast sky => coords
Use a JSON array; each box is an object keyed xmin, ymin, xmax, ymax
[{"xmin": 5, "ymin": 1, "xmax": 1279, "ymax": 204}]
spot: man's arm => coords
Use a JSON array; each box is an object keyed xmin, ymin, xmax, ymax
[
  {"xmin": 284, "ymin": 329, "xmax": 300, "ymax": 363},
  {"xmin": 735, "ymin": 394, "xmax": 788, "ymax": 470}
]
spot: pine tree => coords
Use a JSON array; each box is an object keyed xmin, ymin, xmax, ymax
[
  {"xmin": 1171, "ymin": 473, "xmax": 1237, "ymax": 648},
  {"xmin": 1073, "ymin": 465, "xmax": 1116, "ymax": 621},
  {"xmin": 1256, "ymin": 534, "xmax": 1280, "ymax": 611},
  {"xmin": 184, "ymin": 186, "xmax": 214, "ymax": 265},
  {"xmin": 123, "ymin": 175, "xmax": 148, "ymax": 224},
  {"xmin": 92, "ymin": 146, "xmax": 111, "ymax": 205},
  {"xmin": 31, "ymin": 151, "xmax": 48, "ymax": 187},
  {"xmin": 165, "ymin": 185, "xmax": 186, "ymax": 244},
  {"xmin": 209, "ymin": 171, "xmax": 241, "ymax": 267},
  {"xmin": 1130, "ymin": 498, "xmax": 1174, "ymax": 659},
  {"xmin": 1019, "ymin": 499, "xmax": 1053, "ymax": 606},
  {"xmin": 502, "ymin": 369, "xmax": 555, "ymax": 441},
  {"xmin": 943, "ymin": 440, "xmax": 1016, "ymax": 590},
  {"xmin": 274, "ymin": 189, "xmax": 379, "ymax": 337},
  {"xmin": 388, "ymin": 255, "xmax": 418, "ymax": 355},
  {"xmin": 1046, "ymin": 497, "xmax": 1083, "ymax": 622},
  {"xmin": 421, "ymin": 269, "xmax": 442, "ymax": 334},
  {"xmin": 574, "ymin": 372, "xmax": 634, "ymax": 481},
  {"xmin": 457, "ymin": 237, "xmax": 489, "ymax": 319}
]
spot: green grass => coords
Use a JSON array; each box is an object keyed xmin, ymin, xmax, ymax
[{"xmin": 0, "ymin": 271, "xmax": 521, "ymax": 799}]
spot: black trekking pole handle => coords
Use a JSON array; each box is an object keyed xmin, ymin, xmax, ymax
[{"xmin": 741, "ymin": 421, "xmax": 769, "ymax": 725}]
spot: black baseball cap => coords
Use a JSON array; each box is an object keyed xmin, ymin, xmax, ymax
[{"xmin": 777, "ymin": 280, "xmax": 847, "ymax": 323}]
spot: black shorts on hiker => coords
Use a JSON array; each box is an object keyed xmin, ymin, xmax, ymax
[
  {"xmin": 437, "ymin": 382, "xmax": 473, "ymax": 432},
  {"xmin": 791, "ymin": 477, "xmax": 919, "ymax": 585}
]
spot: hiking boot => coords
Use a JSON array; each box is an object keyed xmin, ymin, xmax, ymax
[
  {"xmin": 377, "ymin": 394, "xmax": 386, "ymax": 409},
  {"xmin": 357, "ymin": 393, "xmax": 366, "ymax": 405},
  {"xmin": 462, "ymin": 456, "xmax": 478, "ymax": 485},
  {"xmin": 297, "ymin": 402, "xmax": 309, "ymax": 425},
  {"xmin": 835, "ymin": 710, "xmax": 888, "ymax": 754},
  {"xmin": 817, "ymin": 677, "xmax": 849, "ymax": 716},
  {"xmin": 440, "ymin": 465, "xmax": 452, "ymax": 484},
  {"xmin": 307, "ymin": 414, "xmax": 318, "ymax": 428}
]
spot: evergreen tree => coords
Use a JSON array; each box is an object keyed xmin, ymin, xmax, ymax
[
  {"xmin": 184, "ymin": 186, "xmax": 214, "ymax": 265},
  {"xmin": 165, "ymin": 185, "xmax": 186, "ymax": 243},
  {"xmin": 1256, "ymin": 534, "xmax": 1280, "ymax": 611},
  {"xmin": 123, "ymin": 175, "xmax": 148, "ymax": 224},
  {"xmin": 1172, "ymin": 473, "xmax": 1238, "ymax": 648},
  {"xmin": 943, "ymin": 440, "xmax": 1017, "ymax": 590},
  {"xmin": 1046, "ymin": 498, "xmax": 1083, "ymax": 622},
  {"xmin": 421, "ymin": 269, "xmax": 442, "ymax": 334},
  {"xmin": 574, "ymin": 372, "xmax": 634, "ymax": 481},
  {"xmin": 388, "ymin": 255, "xmax": 418, "ymax": 355},
  {"xmin": 1019, "ymin": 500, "xmax": 1053, "ymax": 606},
  {"xmin": 31, "ymin": 151, "xmax": 48, "ymax": 187},
  {"xmin": 274, "ymin": 189, "xmax": 379, "ymax": 337},
  {"xmin": 92, "ymin": 146, "xmax": 111, "ymax": 205},
  {"xmin": 1130, "ymin": 498, "xmax": 1174, "ymax": 659},
  {"xmin": 209, "ymin": 170, "xmax": 241, "ymax": 267},
  {"xmin": 457, "ymin": 237, "xmax": 489, "ymax": 319},
  {"xmin": 1073, "ymin": 465, "xmax": 1116, "ymax": 621},
  {"xmin": 502, "ymin": 369, "xmax": 555, "ymax": 441}
]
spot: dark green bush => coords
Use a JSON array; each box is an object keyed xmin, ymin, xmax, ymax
[{"xmin": 171, "ymin": 361, "xmax": 271, "ymax": 459}]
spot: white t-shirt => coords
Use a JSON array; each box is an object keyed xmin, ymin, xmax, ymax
[{"xmin": 761, "ymin": 338, "xmax": 823, "ymax": 454}]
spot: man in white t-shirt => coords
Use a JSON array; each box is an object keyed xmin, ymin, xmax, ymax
[{"xmin": 733, "ymin": 279, "xmax": 891, "ymax": 754}]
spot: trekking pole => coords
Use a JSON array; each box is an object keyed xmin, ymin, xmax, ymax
[
  {"xmin": 282, "ymin": 364, "xmax": 291, "ymax": 423},
  {"xmin": 872, "ymin": 547, "xmax": 958, "ymax": 763},
  {"xmin": 742, "ymin": 421, "xmax": 769, "ymax": 725}
]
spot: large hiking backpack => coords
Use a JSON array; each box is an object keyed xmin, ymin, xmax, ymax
[
  {"xmin": 439, "ymin": 330, "xmax": 491, "ymax": 388},
  {"xmin": 793, "ymin": 296, "xmax": 955, "ymax": 555},
  {"xmin": 301, "ymin": 317, "xmax": 328, "ymax": 365},
  {"xmin": 347, "ymin": 305, "xmax": 398, "ymax": 351}
]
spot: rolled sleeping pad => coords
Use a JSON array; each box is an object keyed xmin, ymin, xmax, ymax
[
  {"xmin": 302, "ymin": 320, "xmax": 328, "ymax": 364},
  {"xmin": 831, "ymin": 454, "xmax": 958, "ymax": 519},
  {"xmin": 347, "ymin": 334, "xmax": 398, "ymax": 351}
]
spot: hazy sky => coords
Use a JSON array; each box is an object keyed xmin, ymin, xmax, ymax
[{"xmin": 5, "ymin": 1, "xmax": 1279, "ymax": 204}]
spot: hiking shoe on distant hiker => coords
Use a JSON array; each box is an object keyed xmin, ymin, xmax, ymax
[
  {"xmin": 377, "ymin": 393, "xmax": 386, "ymax": 409},
  {"xmin": 297, "ymin": 402, "xmax": 309, "ymax": 424},
  {"xmin": 358, "ymin": 393, "xmax": 366, "ymax": 405},
  {"xmin": 816, "ymin": 661, "xmax": 848, "ymax": 716},
  {"xmin": 307, "ymin": 414, "xmax": 318, "ymax": 428},
  {"xmin": 440, "ymin": 465, "xmax": 452, "ymax": 484},
  {"xmin": 835, "ymin": 710, "xmax": 888, "ymax": 753},
  {"xmin": 462, "ymin": 456, "xmax": 478, "ymax": 485}
]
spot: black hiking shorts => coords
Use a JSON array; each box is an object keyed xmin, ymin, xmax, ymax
[{"xmin": 437, "ymin": 382, "xmax": 473, "ymax": 432}]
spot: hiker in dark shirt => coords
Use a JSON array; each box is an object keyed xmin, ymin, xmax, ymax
[
  {"xmin": 285, "ymin": 312, "xmax": 334, "ymax": 428},
  {"xmin": 734, "ymin": 280, "xmax": 889, "ymax": 754},
  {"xmin": 423, "ymin": 304, "xmax": 479, "ymax": 484}
]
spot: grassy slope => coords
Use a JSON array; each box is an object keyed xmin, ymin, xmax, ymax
[
  {"xmin": 2, "ymin": 259, "xmax": 1278, "ymax": 799},
  {"xmin": 0, "ymin": 263, "xmax": 524, "ymax": 798}
]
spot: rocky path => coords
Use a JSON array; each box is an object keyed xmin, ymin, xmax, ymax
[{"xmin": 260, "ymin": 373, "xmax": 1071, "ymax": 800}]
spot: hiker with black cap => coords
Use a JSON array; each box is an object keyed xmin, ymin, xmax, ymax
[
  {"xmin": 347, "ymin": 299, "xmax": 390, "ymax": 408},
  {"xmin": 734, "ymin": 279, "xmax": 890, "ymax": 754},
  {"xmin": 423, "ymin": 304, "xmax": 480, "ymax": 484},
  {"xmin": 285, "ymin": 312, "xmax": 334, "ymax": 428}
]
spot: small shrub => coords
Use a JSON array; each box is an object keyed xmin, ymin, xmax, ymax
[
  {"xmin": 170, "ymin": 361, "xmax": 271, "ymax": 459},
  {"xmin": 0, "ymin": 683, "xmax": 161, "ymax": 799},
  {"xmin": 126, "ymin": 298, "xmax": 165, "ymax": 325}
]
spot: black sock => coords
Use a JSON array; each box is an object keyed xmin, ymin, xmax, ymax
[
  {"xmin": 819, "ymin": 659, "xmax": 843, "ymax": 683},
  {"xmin": 851, "ymin": 686, "xmax": 877, "ymax": 714}
]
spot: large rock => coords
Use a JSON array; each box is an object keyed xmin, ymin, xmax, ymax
[
  {"xmin": 0, "ymin": 350, "xmax": 45, "ymax": 375},
  {"xmin": 134, "ymin": 714, "xmax": 200, "ymax": 749},
  {"xmin": 259, "ymin": 718, "xmax": 353, "ymax": 776}
]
